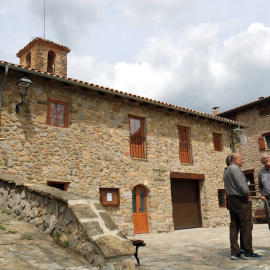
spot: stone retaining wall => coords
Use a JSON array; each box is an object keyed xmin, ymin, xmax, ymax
[{"xmin": 0, "ymin": 174, "xmax": 135, "ymax": 270}]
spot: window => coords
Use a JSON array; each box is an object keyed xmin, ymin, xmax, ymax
[
  {"xmin": 243, "ymin": 170, "xmax": 256, "ymax": 196},
  {"xmin": 47, "ymin": 98, "xmax": 68, "ymax": 128},
  {"xmin": 218, "ymin": 189, "xmax": 226, "ymax": 208},
  {"xmin": 26, "ymin": 52, "xmax": 31, "ymax": 68},
  {"xmin": 47, "ymin": 51, "xmax": 56, "ymax": 73},
  {"xmin": 178, "ymin": 126, "xmax": 192, "ymax": 163},
  {"xmin": 258, "ymin": 132, "xmax": 270, "ymax": 151},
  {"xmin": 99, "ymin": 188, "xmax": 120, "ymax": 206},
  {"xmin": 47, "ymin": 181, "xmax": 68, "ymax": 191},
  {"xmin": 213, "ymin": 133, "xmax": 222, "ymax": 151},
  {"xmin": 129, "ymin": 116, "xmax": 146, "ymax": 158},
  {"xmin": 259, "ymin": 103, "xmax": 270, "ymax": 116}
]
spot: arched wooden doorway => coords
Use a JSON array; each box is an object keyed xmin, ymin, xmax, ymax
[{"xmin": 132, "ymin": 185, "xmax": 149, "ymax": 234}]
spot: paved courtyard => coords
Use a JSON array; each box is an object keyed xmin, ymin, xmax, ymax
[
  {"xmin": 1, "ymin": 209, "xmax": 270, "ymax": 270},
  {"xmin": 131, "ymin": 224, "xmax": 270, "ymax": 270}
]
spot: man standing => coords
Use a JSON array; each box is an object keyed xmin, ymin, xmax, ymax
[
  {"xmin": 258, "ymin": 153, "xmax": 270, "ymax": 201},
  {"xmin": 258, "ymin": 153, "xmax": 270, "ymax": 229},
  {"xmin": 224, "ymin": 153, "xmax": 261, "ymax": 260}
]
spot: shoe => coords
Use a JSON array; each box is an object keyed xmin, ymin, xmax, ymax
[
  {"xmin": 239, "ymin": 250, "xmax": 245, "ymax": 255},
  {"xmin": 243, "ymin": 253, "xmax": 262, "ymax": 260},
  {"xmin": 231, "ymin": 253, "xmax": 241, "ymax": 260}
]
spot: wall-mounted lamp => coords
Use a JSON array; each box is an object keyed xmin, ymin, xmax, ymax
[
  {"xmin": 230, "ymin": 125, "xmax": 247, "ymax": 152},
  {"xmin": 16, "ymin": 78, "xmax": 33, "ymax": 114}
]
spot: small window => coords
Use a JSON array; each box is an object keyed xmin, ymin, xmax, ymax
[
  {"xmin": 100, "ymin": 188, "xmax": 120, "ymax": 206},
  {"xmin": 213, "ymin": 133, "xmax": 222, "ymax": 151},
  {"xmin": 129, "ymin": 116, "xmax": 146, "ymax": 158},
  {"xmin": 47, "ymin": 51, "xmax": 56, "ymax": 73},
  {"xmin": 243, "ymin": 170, "xmax": 256, "ymax": 196},
  {"xmin": 26, "ymin": 52, "xmax": 31, "ymax": 68},
  {"xmin": 259, "ymin": 103, "xmax": 270, "ymax": 116},
  {"xmin": 218, "ymin": 189, "xmax": 226, "ymax": 208},
  {"xmin": 266, "ymin": 136, "xmax": 270, "ymax": 149},
  {"xmin": 47, "ymin": 98, "xmax": 68, "ymax": 128},
  {"xmin": 47, "ymin": 181, "xmax": 68, "ymax": 191}
]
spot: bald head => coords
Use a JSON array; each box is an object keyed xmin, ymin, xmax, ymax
[
  {"xmin": 261, "ymin": 153, "xmax": 270, "ymax": 169},
  {"xmin": 231, "ymin": 153, "xmax": 244, "ymax": 167}
]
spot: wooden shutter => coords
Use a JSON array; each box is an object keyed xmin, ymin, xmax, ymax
[
  {"xmin": 258, "ymin": 137, "xmax": 266, "ymax": 151},
  {"xmin": 178, "ymin": 126, "xmax": 191, "ymax": 163},
  {"xmin": 213, "ymin": 133, "xmax": 222, "ymax": 151}
]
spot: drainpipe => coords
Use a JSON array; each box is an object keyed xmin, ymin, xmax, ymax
[{"xmin": 0, "ymin": 64, "xmax": 9, "ymax": 139}]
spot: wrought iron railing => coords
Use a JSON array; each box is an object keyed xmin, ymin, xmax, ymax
[
  {"xmin": 179, "ymin": 142, "xmax": 192, "ymax": 163},
  {"xmin": 130, "ymin": 135, "xmax": 146, "ymax": 158}
]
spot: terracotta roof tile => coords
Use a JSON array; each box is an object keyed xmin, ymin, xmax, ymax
[
  {"xmin": 17, "ymin": 37, "xmax": 70, "ymax": 58},
  {"xmin": 218, "ymin": 96, "xmax": 270, "ymax": 116}
]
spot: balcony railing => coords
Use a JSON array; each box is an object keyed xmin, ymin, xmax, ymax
[
  {"xmin": 179, "ymin": 142, "xmax": 192, "ymax": 163},
  {"xmin": 130, "ymin": 135, "xmax": 146, "ymax": 158}
]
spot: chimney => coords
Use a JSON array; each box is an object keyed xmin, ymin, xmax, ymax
[
  {"xmin": 212, "ymin": 107, "xmax": 220, "ymax": 115},
  {"xmin": 16, "ymin": 37, "xmax": 71, "ymax": 77}
]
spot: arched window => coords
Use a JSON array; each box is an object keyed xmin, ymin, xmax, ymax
[
  {"xmin": 26, "ymin": 52, "xmax": 31, "ymax": 68},
  {"xmin": 47, "ymin": 51, "xmax": 56, "ymax": 73}
]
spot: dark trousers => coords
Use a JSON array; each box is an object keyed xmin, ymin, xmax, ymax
[{"xmin": 228, "ymin": 195, "xmax": 253, "ymax": 254}]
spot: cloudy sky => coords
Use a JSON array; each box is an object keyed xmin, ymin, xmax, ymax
[{"xmin": 1, "ymin": 0, "xmax": 270, "ymax": 114}]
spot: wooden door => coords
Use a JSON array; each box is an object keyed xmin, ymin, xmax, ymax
[
  {"xmin": 132, "ymin": 185, "xmax": 149, "ymax": 234},
  {"xmin": 171, "ymin": 179, "xmax": 201, "ymax": 229}
]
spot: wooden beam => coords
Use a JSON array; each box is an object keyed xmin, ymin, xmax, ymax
[{"xmin": 170, "ymin": 172, "xmax": 205, "ymax": 180}]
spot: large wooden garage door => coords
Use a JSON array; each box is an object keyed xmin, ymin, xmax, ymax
[{"xmin": 171, "ymin": 179, "xmax": 201, "ymax": 229}]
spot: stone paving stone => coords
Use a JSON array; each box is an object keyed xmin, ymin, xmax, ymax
[{"xmin": 131, "ymin": 224, "xmax": 270, "ymax": 270}]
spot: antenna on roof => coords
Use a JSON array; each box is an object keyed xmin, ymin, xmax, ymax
[{"xmin": 44, "ymin": 0, "xmax": 46, "ymax": 39}]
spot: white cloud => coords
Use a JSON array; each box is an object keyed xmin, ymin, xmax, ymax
[
  {"xmin": 2, "ymin": 1, "xmax": 270, "ymax": 114},
  {"xmin": 114, "ymin": 0, "xmax": 191, "ymax": 24},
  {"xmin": 68, "ymin": 21, "xmax": 270, "ymax": 113}
]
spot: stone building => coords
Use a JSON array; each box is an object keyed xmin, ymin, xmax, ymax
[
  {"xmin": 218, "ymin": 97, "xmax": 270, "ymax": 199},
  {"xmin": 0, "ymin": 38, "xmax": 244, "ymax": 236}
]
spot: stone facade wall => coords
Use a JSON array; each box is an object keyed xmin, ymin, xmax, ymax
[
  {"xmin": 233, "ymin": 107, "xmax": 270, "ymax": 194},
  {"xmin": 0, "ymin": 68, "xmax": 235, "ymax": 235},
  {"xmin": 228, "ymin": 106, "xmax": 270, "ymax": 215},
  {"xmin": 0, "ymin": 175, "xmax": 135, "ymax": 270}
]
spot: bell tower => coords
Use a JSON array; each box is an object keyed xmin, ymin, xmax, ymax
[{"xmin": 16, "ymin": 37, "xmax": 71, "ymax": 77}]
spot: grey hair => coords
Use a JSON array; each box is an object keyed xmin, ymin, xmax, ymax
[
  {"xmin": 225, "ymin": 154, "xmax": 234, "ymax": 166},
  {"xmin": 261, "ymin": 152, "xmax": 270, "ymax": 161}
]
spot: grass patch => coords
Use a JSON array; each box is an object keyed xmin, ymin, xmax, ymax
[
  {"xmin": 21, "ymin": 233, "xmax": 33, "ymax": 240},
  {"xmin": 62, "ymin": 240, "xmax": 69, "ymax": 248},
  {"xmin": 53, "ymin": 231, "xmax": 61, "ymax": 243},
  {"xmin": 8, "ymin": 230, "xmax": 18, "ymax": 234},
  {"xmin": 0, "ymin": 224, "xmax": 7, "ymax": 230},
  {"xmin": 18, "ymin": 216, "xmax": 24, "ymax": 220}
]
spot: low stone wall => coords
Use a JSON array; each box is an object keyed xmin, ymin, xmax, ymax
[
  {"xmin": 251, "ymin": 196, "xmax": 265, "ymax": 214},
  {"xmin": 0, "ymin": 174, "xmax": 135, "ymax": 270}
]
